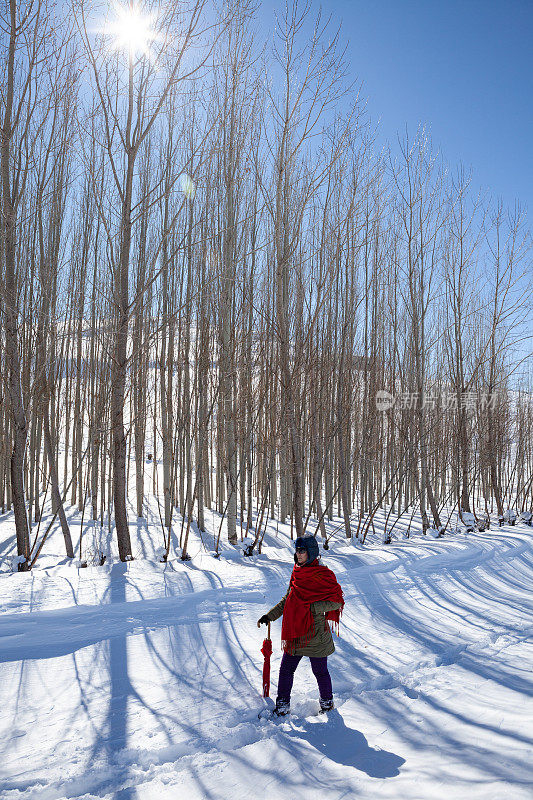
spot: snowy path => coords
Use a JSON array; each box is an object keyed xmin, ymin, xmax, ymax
[{"xmin": 0, "ymin": 526, "xmax": 532, "ymax": 799}]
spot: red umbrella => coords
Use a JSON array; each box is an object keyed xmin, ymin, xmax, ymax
[{"xmin": 259, "ymin": 620, "xmax": 272, "ymax": 697}]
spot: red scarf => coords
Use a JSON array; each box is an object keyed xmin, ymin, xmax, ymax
[{"xmin": 281, "ymin": 561, "xmax": 344, "ymax": 654}]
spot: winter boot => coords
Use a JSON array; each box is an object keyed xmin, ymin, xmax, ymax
[
  {"xmin": 319, "ymin": 698, "xmax": 334, "ymax": 714},
  {"xmin": 273, "ymin": 697, "xmax": 290, "ymax": 717}
]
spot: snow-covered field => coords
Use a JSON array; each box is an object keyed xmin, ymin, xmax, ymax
[{"xmin": 1, "ymin": 509, "xmax": 532, "ymax": 800}]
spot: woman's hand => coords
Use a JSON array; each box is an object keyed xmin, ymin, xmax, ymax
[{"xmin": 257, "ymin": 614, "xmax": 270, "ymax": 626}]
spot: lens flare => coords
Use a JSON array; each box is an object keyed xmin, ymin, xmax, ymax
[{"xmin": 179, "ymin": 173, "xmax": 196, "ymax": 199}]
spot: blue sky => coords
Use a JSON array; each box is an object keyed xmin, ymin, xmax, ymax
[{"xmin": 334, "ymin": 0, "xmax": 533, "ymax": 216}]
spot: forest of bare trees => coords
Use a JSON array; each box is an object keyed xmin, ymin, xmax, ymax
[{"xmin": 1, "ymin": 0, "xmax": 532, "ymax": 570}]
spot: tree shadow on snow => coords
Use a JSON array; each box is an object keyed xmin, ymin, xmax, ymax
[
  {"xmin": 331, "ymin": 536, "xmax": 533, "ymax": 787},
  {"xmin": 285, "ymin": 709, "xmax": 404, "ymax": 778},
  {"xmin": 104, "ymin": 562, "xmax": 138, "ymax": 800}
]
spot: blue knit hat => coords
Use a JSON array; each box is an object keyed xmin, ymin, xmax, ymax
[{"xmin": 294, "ymin": 535, "xmax": 319, "ymax": 565}]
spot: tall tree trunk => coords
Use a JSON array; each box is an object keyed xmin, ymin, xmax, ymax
[
  {"xmin": 1, "ymin": 0, "xmax": 30, "ymax": 568},
  {"xmin": 112, "ymin": 147, "xmax": 134, "ymax": 561}
]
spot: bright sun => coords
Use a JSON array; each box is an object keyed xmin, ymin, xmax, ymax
[{"xmin": 107, "ymin": 2, "xmax": 155, "ymax": 57}]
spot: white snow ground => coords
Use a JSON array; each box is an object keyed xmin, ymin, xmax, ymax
[{"xmin": 0, "ymin": 510, "xmax": 532, "ymax": 800}]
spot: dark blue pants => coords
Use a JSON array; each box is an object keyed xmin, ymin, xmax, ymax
[{"xmin": 277, "ymin": 653, "xmax": 333, "ymax": 702}]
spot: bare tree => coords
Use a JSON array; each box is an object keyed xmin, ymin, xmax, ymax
[
  {"xmin": 0, "ymin": 0, "xmax": 61, "ymax": 568},
  {"xmin": 76, "ymin": 0, "xmax": 213, "ymax": 559}
]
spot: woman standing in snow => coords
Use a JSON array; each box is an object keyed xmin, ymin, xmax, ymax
[{"xmin": 257, "ymin": 535, "xmax": 344, "ymax": 716}]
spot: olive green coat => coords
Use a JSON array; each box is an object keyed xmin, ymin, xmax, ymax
[{"xmin": 266, "ymin": 587, "xmax": 342, "ymax": 658}]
